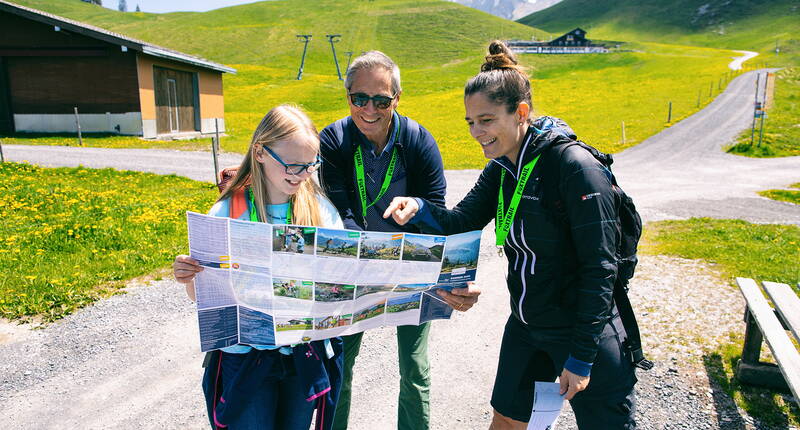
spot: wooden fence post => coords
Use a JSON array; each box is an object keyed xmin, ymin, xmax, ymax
[
  {"xmin": 667, "ymin": 101, "xmax": 672, "ymax": 123},
  {"xmin": 74, "ymin": 106, "xmax": 83, "ymax": 147},
  {"xmin": 212, "ymin": 118, "xmax": 221, "ymax": 187}
]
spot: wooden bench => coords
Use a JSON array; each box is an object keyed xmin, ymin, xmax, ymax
[{"xmin": 735, "ymin": 277, "xmax": 800, "ymax": 407}]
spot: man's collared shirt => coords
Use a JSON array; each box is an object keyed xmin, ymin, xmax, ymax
[{"xmin": 356, "ymin": 111, "xmax": 408, "ymax": 232}]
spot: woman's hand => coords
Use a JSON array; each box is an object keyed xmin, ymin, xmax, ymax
[
  {"xmin": 559, "ymin": 368, "xmax": 590, "ymax": 400},
  {"xmin": 436, "ymin": 282, "xmax": 481, "ymax": 312},
  {"xmin": 173, "ymin": 255, "xmax": 202, "ymax": 301},
  {"xmin": 382, "ymin": 197, "xmax": 420, "ymax": 225}
]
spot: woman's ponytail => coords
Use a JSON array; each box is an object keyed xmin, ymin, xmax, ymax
[{"xmin": 466, "ymin": 40, "xmax": 533, "ymax": 121}]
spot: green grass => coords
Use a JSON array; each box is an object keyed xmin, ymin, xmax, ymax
[
  {"xmin": 704, "ymin": 333, "xmax": 800, "ymax": 428},
  {"xmin": 759, "ymin": 182, "xmax": 800, "ymax": 205},
  {"xmin": 4, "ymin": 0, "xmax": 742, "ymax": 167},
  {"xmin": 641, "ymin": 218, "xmax": 800, "ymax": 289},
  {"xmin": 518, "ymin": 0, "xmax": 800, "ymax": 67},
  {"xmin": 0, "ymin": 162, "xmax": 217, "ymax": 321},
  {"xmin": 727, "ymin": 67, "xmax": 800, "ymax": 157}
]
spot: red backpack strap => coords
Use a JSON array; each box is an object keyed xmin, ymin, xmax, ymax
[{"xmin": 230, "ymin": 187, "xmax": 249, "ymax": 219}]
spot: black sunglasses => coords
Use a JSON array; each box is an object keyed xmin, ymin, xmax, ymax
[
  {"xmin": 262, "ymin": 145, "xmax": 321, "ymax": 175},
  {"xmin": 348, "ymin": 92, "xmax": 396, "ymax": 110}
]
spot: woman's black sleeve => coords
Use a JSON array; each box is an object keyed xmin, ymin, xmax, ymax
[{"xmin": 413, "ymin": 163, "xmax": 499, "ymax": 235}]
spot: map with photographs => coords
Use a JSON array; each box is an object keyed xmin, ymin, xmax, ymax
[{"xmin": 186, "ymin": 212, "xmax": 481, "ymax": 351}]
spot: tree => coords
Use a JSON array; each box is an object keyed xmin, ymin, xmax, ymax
[
  {"xmin": 81, "ymin": 0, "xmax": 103, "ymax": 5},
  {"xmin": 135, "ymin": 4, "xmax": 140, "ymax": 12},
  {"xmin": 117, "ymin": 0, "xmax": 126, "ymax": 12}
]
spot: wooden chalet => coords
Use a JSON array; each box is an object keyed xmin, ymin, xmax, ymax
[
  {"xmin": 507, "ymin": 28, "xmax": 608, "ymax": 54},
  {"xmin": 0, "ymin": 0, "xmax": 236, "ymax": 139}
]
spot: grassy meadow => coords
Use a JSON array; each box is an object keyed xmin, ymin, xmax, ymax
[
  {"xmin": 3, "ymin": 0, "xmax": 743, "ymax": 167},
  {"xmin": 0, "ymin": 162, "xmax": 217, "ymax": 321},
  {"xmin": 641, "ymin": 218, "xmax": 800, "ymax": 289}
]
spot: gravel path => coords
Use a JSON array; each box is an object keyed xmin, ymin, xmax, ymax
[
  {"xmin": 729, "ymin": 51, "xmax": 759, "ymax": 70},
  {"xmin": 2, "ymin": 62, "xmax": 799, "ymax": 429}
]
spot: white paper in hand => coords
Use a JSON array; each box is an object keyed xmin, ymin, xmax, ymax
[{"xmin": 527, "ymin": 381, "xmax": 564, "ymax": 430}]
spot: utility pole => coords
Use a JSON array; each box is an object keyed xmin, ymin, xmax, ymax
[
  {"xmin": 295, "ymin": 34, "xmax": 312, "ymax": 80},
  {"xmin": 326, "ymin": 34, "xmax": 343, "ymax": 80},
  {"xmin": 345, "ymin": 51, "xmax": 354, "ymax": 73}
]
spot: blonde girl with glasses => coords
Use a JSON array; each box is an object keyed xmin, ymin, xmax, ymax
[{"xmin": 173, "ymin": 104, "xmax": 344, "ymax": 430}]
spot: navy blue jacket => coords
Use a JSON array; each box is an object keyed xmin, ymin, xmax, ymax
[{"xmin": 319, "ymin": 114, "xmax": 447, "ymax": 231}]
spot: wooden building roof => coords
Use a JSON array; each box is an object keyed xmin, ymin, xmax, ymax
[{"xmin": 0, "ymin": 0, "xmax": 236, "ymax": 74}]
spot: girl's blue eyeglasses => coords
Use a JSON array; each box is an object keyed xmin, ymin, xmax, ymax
[{"xmin": 262, "ymin": 145, "xmax": 321, "ymax": 175}]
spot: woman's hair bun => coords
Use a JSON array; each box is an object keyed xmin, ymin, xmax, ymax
[{"xmin": 481, "ymin": 40, "xmax": 519, "ymax": 72}]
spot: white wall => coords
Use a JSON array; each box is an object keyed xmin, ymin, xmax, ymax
[
  {"xmin": 201, "ymin": 117, "xmax": 225, "ymax": 134},
  {"xmin": 13, "ymin": 112, "xmax": 143, "ymax": 135}
]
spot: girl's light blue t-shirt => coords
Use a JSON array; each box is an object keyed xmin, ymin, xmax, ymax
[{"xmin": 205, "ymin": 193, "xmax": 344, "ymax": 354}]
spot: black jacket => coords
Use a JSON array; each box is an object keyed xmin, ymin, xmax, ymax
[
  {"xmin": 319, "ymin": 114, "xmax": 447, "ymax": 231},
  {"xmin": 413, "ymin": 117, "xmax": 619, "ymax": 364}
]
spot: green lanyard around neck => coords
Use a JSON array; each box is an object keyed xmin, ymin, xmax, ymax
[
  {"xmin": 495, "ymin": 155, "xmax": 540, "ymax": 247},
  {"xmin": 248, "ymin": 188, "xmax": 291, "ymax": 224},
  {"xmin": 354, "ymin": 145, "xmax": 398, "ymax": 219}
]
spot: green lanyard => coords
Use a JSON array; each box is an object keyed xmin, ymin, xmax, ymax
[
  {"xmin": 248, "ymin": 188, "xmax": 292, "ymax": 224},
  {"xmin": 354, "ymin": 145, "xmax": 398, "ymax": 220},
  {"xmin": 495, "ymin": 155, "xmax": 540, "ymax": 247}
]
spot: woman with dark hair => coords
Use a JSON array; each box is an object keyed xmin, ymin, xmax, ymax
[{"xmin": 383, "ymin": 41, "xmax": 637, "ymax": 429}]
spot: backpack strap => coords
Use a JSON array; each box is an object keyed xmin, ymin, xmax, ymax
[
  {"xmin": 542, "ymin": 140, "xmax": 652, "ymax": 370},
  {"xmin": 614, "ymin": 279, "xmax": 653, "ymax": 370},
  {"xmin": 540, "ymin": 139, "xmax": 580, "ymax": 220},
  {"xmin": 230, "ymin": 187, "xmax": 249, "ymax": 219}
]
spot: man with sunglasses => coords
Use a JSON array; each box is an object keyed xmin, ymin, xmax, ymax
[{"xmin": 320, "ymin": 51, "xmax": 480, "ymax": 430}]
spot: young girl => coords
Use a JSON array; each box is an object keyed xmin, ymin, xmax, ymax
[{"xmin": 173, "ymin": 104, "xmax": 344, "ymax": 430}]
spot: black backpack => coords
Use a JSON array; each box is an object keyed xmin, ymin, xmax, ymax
[{"xmin": 542, "ymin": 140, "xmax": 653, "ymax": 371}]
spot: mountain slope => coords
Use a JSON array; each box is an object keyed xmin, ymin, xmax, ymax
[
  {"xmin": 517, "ymin": 0, "xmax": 798, "ymax": 63},
  {"xmin": 449, "ymin": 0, "xmax": 563, "ymax": 20},
  {"xmin": 10, "ymin": 0, "xmax": 549, "ymax": 71}
]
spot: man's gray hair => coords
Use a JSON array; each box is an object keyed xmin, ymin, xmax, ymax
[{"xmin": 344, "ymin": 51, "xmax": 402, "ymax": 95}]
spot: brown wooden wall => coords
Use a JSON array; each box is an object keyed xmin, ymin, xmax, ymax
[
  {"xmin": 153, "ymin": 66, "xmax": 197, "ymax": 133},
  {"xmin": 0, "ymin": 57, "xmax": 12, "ymax": 132},
  {"xmin": 6, "ymin": 54, "xmax": 140, "ymax": 114},
  {"xmin": 0, "ymin": 10, "xmax": 141, "ymax": 115}
]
